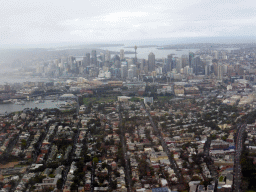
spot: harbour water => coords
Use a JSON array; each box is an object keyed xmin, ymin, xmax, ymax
[
  {"xmin": 0, "ymin": 100, "xmax": 66, "ymax": 114},
  {"xmin": 100, "ymin": 46, "xmax": 240, "ymax": 59},
  {"xmin": 100, "ymin": 46, "xmax": 200, "ymax": 59}
]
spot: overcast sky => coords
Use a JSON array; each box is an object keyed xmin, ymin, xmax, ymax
[{"xmin": 1, "ymin": 0, "xmax": 256, "ymax": 46}]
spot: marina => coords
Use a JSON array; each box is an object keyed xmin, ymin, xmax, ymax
[{"xmin": 0, "ymin": 99, "xmax": 68, "ymax": 114}]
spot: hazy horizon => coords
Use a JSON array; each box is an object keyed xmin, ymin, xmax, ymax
[
  {"xmin": 1, "ymin": 0, "xmax": 256, "ymax": 48},
  {"xmin": 2, "ymin": 36, "xmax": 256, "ymax": 49}
]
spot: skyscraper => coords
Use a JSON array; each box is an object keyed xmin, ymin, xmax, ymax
[
  {"xmin": 189, "ymin": 52, "xmax": 194, "ymax": 68},
  {"xmin": 175, "ymin": 57, "xmax": 182, "ymax": 73},
  {"xmin": 134, "ymin": 46, "xmax": 137, "ymax": 64},
  {"xmin": 91, "ymin": 50, "xmax": 97, "ymax": 65},
  {"xmin": 100, "ymin": 53, "xmax": 105, "ymax": 63},
  {"xmin": 218, "ymin": 64, "xmax": 223, "ymax": 80},
  {"xmin": 105, "ymin": 50, "xmax": 111, "ymax": 62},
  {"xmin": 167, "ymin": 54, "xmax": 173, "ymax": 72},
  {"xmin": 181, "ymin": 55, "xmax": 189, "ymax": 68},
  {"xmin": 141, "ymin": 59, "xmax": 147, "ymax": 73},
  {"xmin": 85, "ymin": 53, "xmax": 90, "ymax": 66},
  {"xmin": 214, "ymin": 50, "xmax": 218, "ymax": 60},
  {"xmin": 121, "ymin": 62, "xmax": 128, "ymax": 79},
  {"xmin": 120, "ymin": 49, "xmax": 125, "ymax": 60},
  {"xmin": 191, "ymin": 56, "xmax": 201, "ymax": 75},
  {"xmin": 148, "ymin": 52, "xmax": 155, "ymax": 72},
  {"xmin": 205, "ymin": 65, "xmax": 209, "ymax": 76}
]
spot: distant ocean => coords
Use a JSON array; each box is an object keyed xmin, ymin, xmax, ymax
[
  {"xmin": 99, "ymin": 46, "xmax": 239, "ymax": 59},
  {"xmin": 100, "ymin": 46, "xmax": 199, "ymax": 59},
  {"xmin": 0, "ymin": 67, "xmax": 50, "ymax": 85}
]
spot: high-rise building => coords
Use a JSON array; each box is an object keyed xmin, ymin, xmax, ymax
[
  {"xmin": 175, "ymin": 57, "xmax": 182, "ymax": 73},
  {"xmin": 121, "ymin": 62, "xmax": 128, "ymax": 79},
  {"xmin": 68, "ymin": 56, "xmax": 76, "ymax": 70},
  {"xmin": 134, "ymin": 46, "xmax": 137, "ymax": 64},
  {"xmin": 84, "ymin": 53, "xmax": 90, "ymax": 66},
  {"xmin": 100, "ymin": 53, "xmax": 105, "ymax": 63},
  {"xmin": 68, "ymin": 56, "xmax": 75, "ymax": 66},
  {"xmin": 141, "ymin": 59, "xmax": 147, "ymax": 73},
  {"xmin": 214, "ymin": 50, "xmax": 218, "ymax": 60},
  {"xmin": 189, "ymin": 52, "xmax": 194, "ymax": 68},
  {"xmin": 167, "ymin": 54, "xmax": 173, "ymax": 72},
  {"xmin": 91, "ymin": 50, "xmax": 97, "ymax": 65},
  {"xmin": 223, "ymin": 64, "xmax": 228, "ymax": 74},
  {"xmin": 205, "ymin": 56, "xmax": 212, "ymax": 66},
  {"xmin": 129, "ymin": 64, "xmax": 137, "ymax": 79},
  {"xmin": 120, "ymin": 49, "xmax": 125, "ymax": 60},
  {"xmin": 221, "ymin": 51, "xmax": 227, "ymax": 60},
  {"xmin": 105, "ymin": 50, "xmax": 111, "ymax": 62},
  {"xmin": 148, "ymin": 52, "xmax": 155, "ymax": 72},
  {"xmin": 218, "ymin": 64, "xmax": 223, "ymax": 80},
  {"xmin": 181, "ymin": 55, "xmax": 189, "ymax": 68},
  {"xmin": 127, "ymin": 58, "xmax": 134, "ymax": 68},
  {"xmin": 184, "ymin": 66, "xmax": 193, "ymax": 75},
  {"xmin": 191, "ymin": 56, "xmax": 201, "ymax": 75},
  {"xmin": 205, "ymin": 65, "xmax": 209, "ymax": 76},
  {"xmin": 113, "ymin": 55, "xmax": 120, "ymax": 68}
]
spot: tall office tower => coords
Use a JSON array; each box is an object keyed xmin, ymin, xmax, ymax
[
  {"xmin": 141, "ymin": 59, "xmax": 147, "ymax": 73},
  {"xmin": 205, "ymin": 65, "xmax": 209, "ymax": 76},
  {"xmin": 221, "ymin": 51, "xmax": 227, "ymax": 60},
  {"xmin": 91, "ymin": 50, "xmax": 97, "ymax": 65},
  {"xmin": 82, "ymin": 56, "xmax": 86, "ymax": 67},
  {"xmin": 181, "ymin": 55, "xmax": 189, "ymax": 68},
  {"xmin": 85, "ymin": 53, "xmax": 90, "ymax": 66},
  {"xmin": 120, "ymin": 49, "xmax": 125, "ymax": 60},
  {"xmin": 134, "ymin": 46, "xmax": 137, "ymax": 64},
  {"xmin": 218, "ymin": 64, "xmax": 223, "ymax": 80},
  {"xmin": 223, "ymin": 64, "xmax": 228, "ymax": 74},
  {"xmin": 183, "ymin": 66, "xmax": 193, "ymax": 75},
  {"xmin": 191, "ymin": 56, "xmax": 200, "ymax": 75},
  {"xmin": 68, "ymin": 56, "xmax": 75, "ymax": 66},
  {"xmin": 61, "ymin": 57, "xmax": 67, "ymax": 69},
  {"xmin": 129, "ymin": 64, "xmax": 137, "ymax": 78},
  {"xmin": 213, "ymin": 62, "xmax": 218, "ymax": 76},
  {"xmin": 68, "ymin": 56, "xmax": 76, "ymax": 70},
  {"xmin": 205, "ymin": 56, "xmax": 212, "ymax": 66},
  {"xmin": 175, "ymin": 57, "xmax": 182, "ymax": 73},
  {"xmin": 113, "ymin": 55, "xmax": 120, "ymax": 62},
  {"xmin": 121, "ymin": 63, "xmax": 128, "ymax": 79},
  {"xmin": 113, "ymin": 55, "xmax": 120, "ymax": 68},
  {"xmin": 128, "ymin": 69, "xmax": 133, "ymax": 79},
  {"xmin": 100, "ymin": 53, "xmax": 105, "ymax": 63},
  {"xmin": 167, "ymin": 54, "xmax": 173, "ymax": 72},
  {"xmin": 54, "ymin": 59, "xmax": 59, "ymax": 67},
  {"xmin": 70, "ymin": 60, "xmax": 77, "ymax": 71},
  {"xmin": 127, "ymin": 58, "xmax": 134, "ymax": 69},
  {"xmin": 214, "ymin": 50, "xmax": 218, "ymax": 60},
  {"xmin": 114, "ymin": 60, "xmax": 121, "ymax": 68},
  {"xmin": 227, "ymin": 65, "xmax": 235, "ymax": 76},
  {"xmin": 148, "ymin": 52, "xmax": 155, "ymax": 72},
  {"xmin": 189, "ymin": 52, "xmax": 194, "ymax": 68},
  {"xmin": 105, "ymin": 50, "xmax": 111, "ymax": 62},
  {"xmin": 77, "ymin": 60, "xmax": 83, "ymax": 74}
]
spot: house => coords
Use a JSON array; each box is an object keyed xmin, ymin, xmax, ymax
[{"xmin": 34, "ymin": 177, "xmax": 59, "ymax": 191}]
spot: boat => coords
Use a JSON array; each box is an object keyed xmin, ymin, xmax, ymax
[
  {"xmin": 15, "ymin": 100, "xmax": 25, "ymax": 105},
  {"xmin": 2, "ymin": 100, "xmax": 12, "ymax": 104}
]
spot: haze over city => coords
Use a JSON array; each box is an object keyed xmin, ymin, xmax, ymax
[
  {"xmin": 2, "ymin": 0, "xmax": 256, "ymax": 192},
  {"xmin": 1, "ymin": 0, "xmax": 256, "ymax": 47}
]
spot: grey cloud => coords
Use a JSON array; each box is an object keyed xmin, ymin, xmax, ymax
[{"xmin": 1, "ymin": 0, "xmax": 256, "ymax": 45}]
